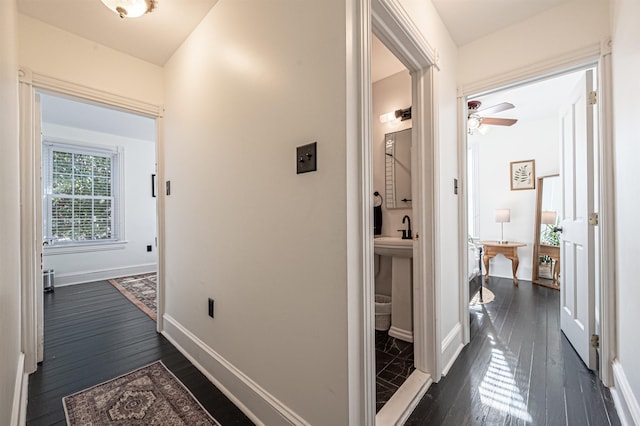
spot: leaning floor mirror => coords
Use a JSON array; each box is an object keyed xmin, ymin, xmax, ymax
[{"xmin": 531, "ymin": 174, "xmax": 561, "ymax": 289}]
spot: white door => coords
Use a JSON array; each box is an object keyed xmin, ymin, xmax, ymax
[{"xmin": 559, "ymin": 70, "xmax": 596, "ymax": 369}]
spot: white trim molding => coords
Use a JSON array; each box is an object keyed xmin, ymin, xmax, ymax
[
  {"xmin": 372, "ymin": 0, "xmax": 437, "ymax": 70},
  {"xmin": 440, "ymin": 323, "xmax": 464, "ymax": 377},
  {"xmin": 458, "ymin": 42, "xmax": 603, "ymax": 98},
  {"xmin": 162, "ymin": 315, "xmax": 309, "ymax": 426},
  {"xmin": 370, "ymin": 0, "xmax": 439, "ymax": 421},
  {"xmin": 51, "ymin": 263, "xmax": 157, "ymax": 287},
  {"xmin": 17, "ymin": 68, "xmax": 165, "ymax": 376},
  {"xmin": 10, "ymin": 353, "xmax": 26, "ymax": 426},
  {"xmin": 19, "ymin": 68, "xmax": 161, "ymax": 118},
  {"xmin": 376, "ymin": 369, "xmax": 432, "ymax": 425},
  {"xmin": 611, "ymin": 360, "xmax": 640, "ymax": 426},
  {"xmin": 457, "ymin": 40, "xmax": 617, "ymax": 390}
]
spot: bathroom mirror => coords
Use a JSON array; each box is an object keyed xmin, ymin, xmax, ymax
[
  {"xmin": 384, "ymin": 128, "xmax": 412, "ymax": 209},
  {"xmin": 531, "ymin": 174, "xmax": 561, "ymax": 289}
]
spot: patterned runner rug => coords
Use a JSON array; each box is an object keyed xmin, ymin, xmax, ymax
[
  {"xmin": 108, "ymin": 273, "xmax": 157, "ymax": 321},
  {"xmin": 63, "ymin": 361, "xmax": 220, "ymax": 425}
]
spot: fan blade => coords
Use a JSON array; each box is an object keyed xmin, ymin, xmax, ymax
[
  {"xmin": 479, "ymin": 102, "xmax": 514, "ymax": 115},
  {"xmin": 481, "ymin": 117, "xmax": 517, "ymax": 126}
]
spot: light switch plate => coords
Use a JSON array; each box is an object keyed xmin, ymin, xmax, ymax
[{"xmin": 297, "ymin": 142, "xmax": 317, "ymax": 174}]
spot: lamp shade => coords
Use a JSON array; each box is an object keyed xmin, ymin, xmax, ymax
[
  {"xmin": 495, "ymin": 208, "xmax": 511, "ymax": 223},
  {"xmin": 101, "ymin": 0, "xmax": 157, "ymax": 18},
  {"xmin": 541, "ymin": 211, "xmax": 557, "ymax": 225}
]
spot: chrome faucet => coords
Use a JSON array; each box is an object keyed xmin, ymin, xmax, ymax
[{"xmin": 398, "ymin": 215, "xmax": 412, "ymax": 240}]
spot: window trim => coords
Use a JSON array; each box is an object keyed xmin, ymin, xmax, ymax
[{"xmin": 42, "ymin": 139, "xmax": 125, "ymax": 248}]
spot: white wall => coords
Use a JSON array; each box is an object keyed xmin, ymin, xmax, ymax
[
  {"xmin": 163, "ymin": 1, "xmax": 351, "ymax": 424},
  {"xmin": 611, "ymin": 0, "xmax": 640, "ymax": 422},
  {"xmin": 458, "ymin": 0, "xmax": 610, "ymax": 87},
  {"xmin": 372, "ymin": 70, "xmax": 412, "ymax": 237},
  {"xmin": 18, "ymin": 14, "xmax": 163, "ymax": 106},
  {"xmin": 0, "ymin": 0, "xmax": 23, "ymax": 423},
  {"xmin": 41, "ymin": 123, "xmax": 157, "ymax": 285},
  {"xmin": 472, "ymin": 117, "xmax": 560, "ymax": 281}
]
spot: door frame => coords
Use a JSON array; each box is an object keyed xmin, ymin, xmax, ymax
[
  {"xmin": 456, "ymin": 39, "xmax": 616, "ymax": 386},
  {"xmin": 18, "ymin": 69, "xmax": 165, "ymax": 374},
  {"xmin": 361, "ymin": 0, "xmax": 441, "ymax": 423}
]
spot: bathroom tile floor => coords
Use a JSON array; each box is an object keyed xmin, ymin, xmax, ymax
[{"xmin": 375, "ymin": 330, "xmax": 414, "ymax": 412}]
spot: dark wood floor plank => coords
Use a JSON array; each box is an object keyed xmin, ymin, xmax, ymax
[
  {"xmin": 27, "ymin": 281, "xmax": 252, "ymax": 426},
  {"xmin": 407, "ymin": 277, "xmax": 621, "ymax": 426}
]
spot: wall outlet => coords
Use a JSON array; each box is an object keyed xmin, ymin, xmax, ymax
[
  {"xmin": 146, "ymin": 245, "xmax": 152, "ymax": 252},
  {"xmin": 208, "ymin": 298, "xmax": 214, "ymax": 318}
]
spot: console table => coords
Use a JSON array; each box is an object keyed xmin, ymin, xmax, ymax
[{"xmin": 478, "ymin": 241, "xmax": 526, "ymax": 286}]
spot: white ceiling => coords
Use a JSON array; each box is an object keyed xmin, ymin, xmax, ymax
[
  {"xmin": 18, "ymin": 0, "xmax": 218, "ymax": 66},
  {"xmin": 41, "ymin": 94, "xmax": 156, "ymax": 142},
  {"xmin": 431, "ymin": 0, "xmax": 574, "ymax": 46},
  {"xmin": 23, "ymin": 0, "xmax": 581, "ymax": 131}
]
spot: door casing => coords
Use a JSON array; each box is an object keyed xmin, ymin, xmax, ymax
[{"xmin": 457, "ymin": 40, "xmax": 616, "ymax": 386}]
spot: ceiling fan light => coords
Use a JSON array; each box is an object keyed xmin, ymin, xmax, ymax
[
  {"xmin": 100, "ymin": 0, "xmax": 157, "ymax": 18},
  {"xmin": 468, "ymin": 117, "xmax": 480, "ymax": 129}
]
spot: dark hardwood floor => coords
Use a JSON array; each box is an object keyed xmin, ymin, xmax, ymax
[
  {"xmin": 28, "ymin": 277, "xmax": 620, "ymax": 425},
  {"xmin": 27, "ymin": 281, "xmax": 252, "ymax": 425},
  {"xmin": 407, "ymin": 277, "xmax": 621, "ymax": 426}
]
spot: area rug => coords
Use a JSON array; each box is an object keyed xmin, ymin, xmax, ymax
[
  {"xmin": 108, "ymin": 273, "xmax": 157, "ymax": 321},
  {"xmin": 63, "ymin": 361, "xmax": 220, "ymax": 425},
  {"xmin": 469, "ymin": 288, "xmax": 495, "ymax": 306}
]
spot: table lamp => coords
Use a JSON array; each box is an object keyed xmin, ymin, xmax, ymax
[
  {"xmin": 495, "ymin": 208, "xmax": 510, "ymax": 244},
  {"xmin": 541, "ymin": 211, "xmax": 557, "ymax": 227}
]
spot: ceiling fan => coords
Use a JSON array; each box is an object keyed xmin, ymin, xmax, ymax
[{"xmin": 467, "ymin": 100, "xmax": 518, "ymax": 133}]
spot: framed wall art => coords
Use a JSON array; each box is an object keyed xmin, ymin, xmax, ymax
[{"xmin": 510, "ymin": 159, "xmax": 535, "ymax": 190}]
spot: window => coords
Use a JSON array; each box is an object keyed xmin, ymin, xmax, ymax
[
  {"xmin": 43, "ymin": 142, "xmax": 122, "ymax": 245},
  {"xmin": 467, "ymin": 143, "xmax": 480, "ymax": 239}
]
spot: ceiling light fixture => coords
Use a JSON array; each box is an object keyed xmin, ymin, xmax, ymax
[{"xmin": 100, "ymin": 0, "xmax": 158, "ymax": 18}]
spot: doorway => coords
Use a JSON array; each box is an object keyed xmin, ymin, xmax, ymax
[
  {"xmin": 39, "ymin": 92, "xmax": 158, "ymax": 359},
  {"xmin": 367, "ymin": 2, "xmax": 439, "ymax": 423},
  {"xmin": 462, "ymin": 63, "xmax": 607, "ymax": 376},
  {"xmin": 18, "ymin": 72, "xmax": 164, "ymax": 375}
]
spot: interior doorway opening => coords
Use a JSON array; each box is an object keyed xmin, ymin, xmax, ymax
[
  {"xmin": 462, "ymin": 63, "xmax": 605, "ymax": 378},
  {"xmin": 18, "ymin": 71, "xmax": 164, "ymax": 375}
]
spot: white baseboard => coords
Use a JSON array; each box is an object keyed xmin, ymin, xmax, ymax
[
  {"xmin": 388, "ymin": 326, "xmax": 413, "ymax": 343},
  {"xmin": 52, "ymin": 263, "xmax": 156, "ymax": 286},
  {"xmin": 440, "ymin": 323, "xmax": 464, "ymax": 377},
  {"xmin": 162, "ymin": 314, "xmax": 309, "ymax": 426},
  {"xmin": 10, "ymin": 353, "xmax": 25, "ymax": 426},
  {"xmin": 376, "ymin": 369, "xmax": 432, "ymax": 426},
  {"xmin": 612, "ymin": 360, "xmax": 640, "ymax": 426}
]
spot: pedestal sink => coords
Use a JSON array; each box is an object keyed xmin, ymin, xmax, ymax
[{"xmin": 374, "ymin": 237, "xmax": 413, "ymax": 342}]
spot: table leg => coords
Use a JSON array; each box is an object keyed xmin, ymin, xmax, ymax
[
  {"xmin": 510, "ymin": 256, "xmax": 519, "ymax": 286},
  {"xmin": 483, "ymin": 255, "xmax": 491, "ymax": 283}
]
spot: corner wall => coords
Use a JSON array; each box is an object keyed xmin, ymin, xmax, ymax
[
  {"xmin": 0, "ymin": 0, "xmax": 24, "ymax": 423},
  {"xmin": 611, "ymin": 0, "xmax": 640, "ymax": 423},
  {"xmin": 162, "ymin": 0, "xmax": 352, "ymax": 423}
]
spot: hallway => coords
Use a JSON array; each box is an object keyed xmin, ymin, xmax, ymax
[
  {"xmin": 26, "ymin": 281, "xmax": 251, "ymax": 425},
  {"xmin": 406, "ymin": 277, "xmax": 620, "ymax": 425}
]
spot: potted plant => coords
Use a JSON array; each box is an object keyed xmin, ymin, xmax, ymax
[{"xmin": 539, "ymin": 223, "xmax": 560, "ymax": 279}]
